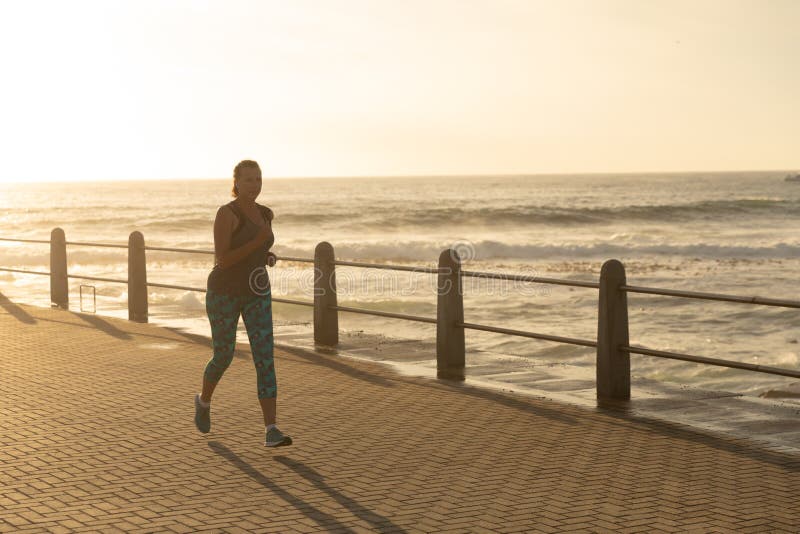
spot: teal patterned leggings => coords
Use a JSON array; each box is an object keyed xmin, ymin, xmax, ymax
[{"xmin": 204, "ymin": 289, "xmax": 277, "ymax": 399}]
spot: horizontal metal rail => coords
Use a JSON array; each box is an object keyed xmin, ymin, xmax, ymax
[
  {"xmin": 278, "ymin": 256, "xmax": 314, "ymax": 263},
  {"xmin": 623, "ymin": 345, "xmax": 800, "ymax": 379},
  {"xmin": 145, "ymin": 246, "xmax": 213, "ymax": 255},
  {"xmin": 0, "ymin": 237, "xmax": 126, "ymax": 249},
  {"xmin": 622, "ymin": 284, "xmax": 800, "ymax": 309},
  {"xmin": 0, "ymin": 237, "xmax": 50, "ymax": 244},
  {"xmin": 65, "ymin": 240, "xmax": 127, "ymax": 249},
  {"xmin": 146, "ymin": 252, "xmax": 315, "ymax": 262},
  {"xmin": 67, "ymin": 274, "xmax": 127, "ymax": 284},
  {"xmin": 274, "ymin": 297, "xmax": 314, "ymax": 307},
  {"xmin": 148, "ymin": 282, "xmax": 204, "ymax": 292},
  {"xmin": 333, "ymin": 259, "xmax": 440, "ymax": 274},
  {"xmin": 330, "ymin": 304, "xmax": 438, "ymax": 324},
  {"xmin": 458, "ymin": 321, "xmax": 598, "ymax": 348},
  {"xmin": 126, "ymin": 280, "xmax": 317, "ymax": 308},
  {"xmin": 135, "ymin": 281, "xmax": 314, "ymax": 309},
  {"xmin": 0, "ymin": 267, "xmax": 50, "ymax": 276},
  {"xmin": 461, "ymin": 269, "xmax": 599, "ymax": 289}
]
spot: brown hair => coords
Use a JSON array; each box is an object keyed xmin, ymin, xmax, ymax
[{"xmin": 231, "ymin": 159, "xmax": 261, "ymax": 197}]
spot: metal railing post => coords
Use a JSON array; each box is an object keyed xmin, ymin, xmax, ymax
[
  {"xmin": 437, "ymin": 248, "xmax": 465, "ymax": 380},
  {"xmin": 314, "ymin": 241, "xmax": 338, "ymax": 346},
  {"xmin": 597, "ymin": 259, "xmax": 630, "ymax": 400},
  {"xmin": 128, "ymin": 231, "xmax": 148, "ymax": 323},
  {"xmin": 50, "ymin": 228, "xmax": 68, "ymax": 309}
]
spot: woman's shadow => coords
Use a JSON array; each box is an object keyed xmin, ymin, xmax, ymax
[{"xmin": 208, "ymin": 441, "xmax": 406, "ymax": 533}]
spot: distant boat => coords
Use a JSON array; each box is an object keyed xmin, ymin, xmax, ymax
[{"xmin": 784, "ymin": 173, "xmax": 800, "ymax": 182}]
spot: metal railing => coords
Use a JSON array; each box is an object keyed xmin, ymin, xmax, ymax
[{"xmin": 2, "ymin": 228, "xmax": 799, "ymax": 400}]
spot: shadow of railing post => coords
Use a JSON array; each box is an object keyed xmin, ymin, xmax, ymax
[
  {"xmin": 128, "ymin": 231, "xmax": 148, "ymax": 323},
  {"xmin": 314, "ymin": 241, "xmax": 338, "ymax": 346},
  {"xmin": 437, "ymin": 248, "xmax": 465, "ymax": 380},
  {"xmin": 597, "ymin": 259, "xmax": 630, "ymax": 400},
  {"xmin": 50, "ymin": 228, "xmax": 68, "ymax": 309}
]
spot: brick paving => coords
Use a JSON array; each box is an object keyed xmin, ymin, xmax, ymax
[{"xmin": 1, "ymin": 299, "xmax": 798, "ymax": 533}]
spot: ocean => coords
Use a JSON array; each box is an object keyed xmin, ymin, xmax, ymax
[{"xmin": 1, "ymin": 172, "xmax": 799, "ymax": 401}]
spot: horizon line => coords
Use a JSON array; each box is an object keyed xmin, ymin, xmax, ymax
[{"xmin": 3, "ymin": 168, "xmax": 797, "ymax": 184}]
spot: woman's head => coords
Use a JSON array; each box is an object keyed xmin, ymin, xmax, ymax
[{"xmin": 232, "ymin": 160, "xmax": 262, "ymax": 199}]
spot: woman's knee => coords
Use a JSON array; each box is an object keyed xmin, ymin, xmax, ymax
[{"xmin": 205, "ymin": 350, "xmax": 235, "ymax": 380}]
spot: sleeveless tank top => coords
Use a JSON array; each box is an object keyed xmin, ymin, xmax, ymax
[{"xmin": 206, "ymin": 201, "xmax": 275, "ymax": 296}]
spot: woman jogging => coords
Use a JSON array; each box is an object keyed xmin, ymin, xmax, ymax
[{"xmin": 194, "ymin": 159, "xmax": 292, "ymax": 447}]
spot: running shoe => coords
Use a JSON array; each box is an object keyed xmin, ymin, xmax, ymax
[
  {"xmin": 265, "ymin": 426, "xmax": 292, "ymax": 447},
  {"xmin": 194, "ymin": 393, "xmax": 211, "ymax": 434}
]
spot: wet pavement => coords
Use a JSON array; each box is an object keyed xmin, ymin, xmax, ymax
[{"xmin": 278, "ymin": 329, "xmax": 800, "ymax": 455}]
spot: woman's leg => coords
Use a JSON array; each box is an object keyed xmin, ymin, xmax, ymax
[
  {"xmin": 241, "ymin": 290, "xmax": 277, "ymax": 426},
  {"xmin": 202, "ymin": 289, "xmax": 242, "ymax": 402}
]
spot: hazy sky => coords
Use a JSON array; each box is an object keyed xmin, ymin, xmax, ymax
[{"xmin": 0, "ymin": 0, "xmax": 797, "ymax": 182}]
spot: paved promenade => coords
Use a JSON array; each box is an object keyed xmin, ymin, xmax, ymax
[{"xmin": 1, "ymin": 297, "xmax": 798, "ymax": 533}]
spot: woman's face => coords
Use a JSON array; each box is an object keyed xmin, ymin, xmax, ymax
[{"xmin": 235, "ymin": 166, "xmax": 262, "ymax": 200}]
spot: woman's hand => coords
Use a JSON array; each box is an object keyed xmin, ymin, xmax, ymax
[
  {"xmin": 266, "ymin": 252, "xmax": 278, "ymax": 267},
  {"xmin": 254, "ymin": 225, "xmax": 271, "ymax": 245}
]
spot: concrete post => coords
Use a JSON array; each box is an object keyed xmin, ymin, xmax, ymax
[
  {"xmin": 437, "ymin": 248, "xmax": 465, "ymax": 380},
  {"xmin": 314, "ymin": 241, "xmax": 338, "ymax": 346},
  {"xmin": 128, "ymin": 231, "xmax": 148, "ymax": 323},
  {"xmin": 50, "ymin": 228, "xmax": 68, "ymax": 309},
  {"xmin": 597, "ymin": 259, "xmax": 630, "ymax": 400}
]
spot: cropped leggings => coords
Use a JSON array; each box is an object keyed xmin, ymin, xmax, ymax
[{"xmin": 204, "ymin": 288, "xmax": 277, "ymax": 399}]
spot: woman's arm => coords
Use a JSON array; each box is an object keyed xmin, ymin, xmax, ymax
[
  {"xmin": 213, "ymin": 206, "xmax": 268, "ymax": 270},
  {"xmin": 264, "ymin": 207, "xmax": 277, "ymax": 267}
]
